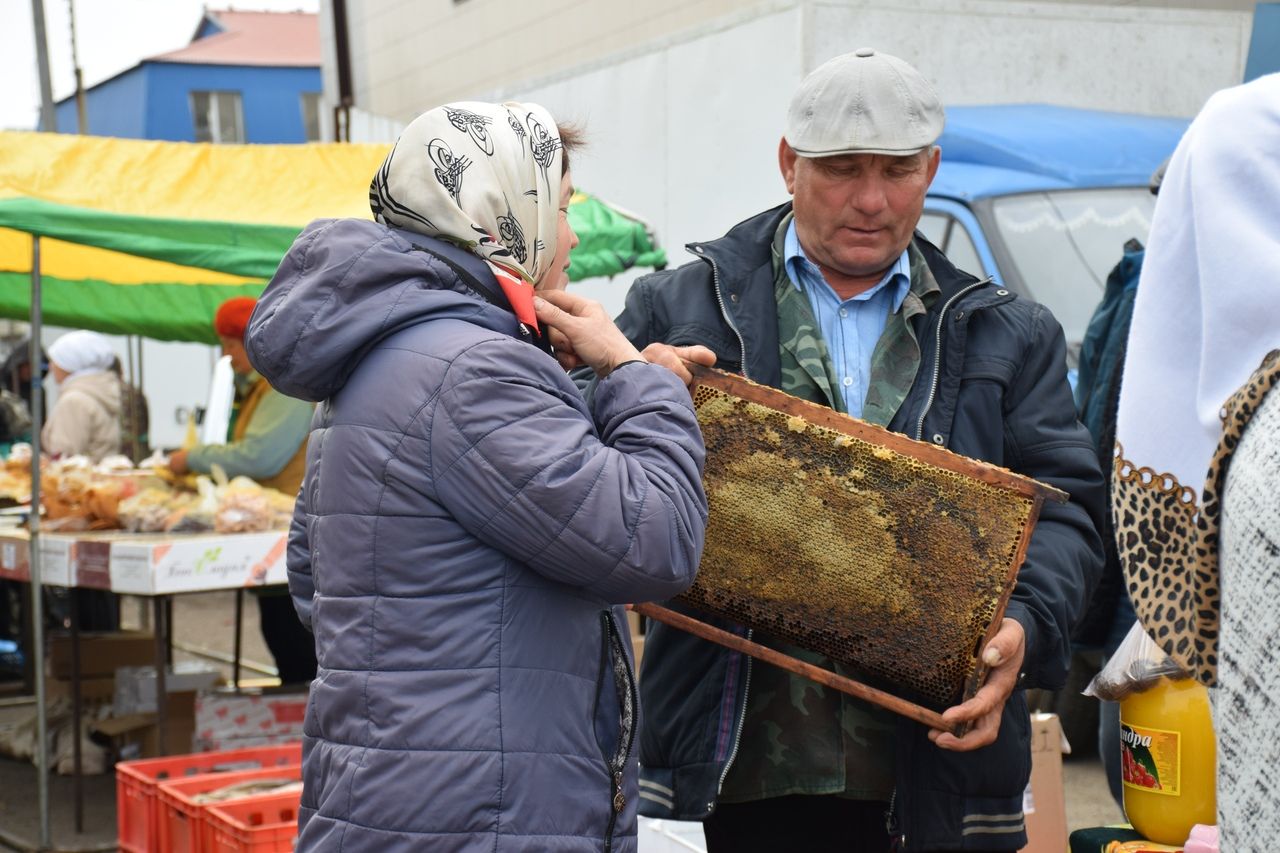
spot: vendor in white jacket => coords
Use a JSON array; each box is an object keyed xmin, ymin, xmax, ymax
[{"xmin": 43, "ymin": 331, "xmax": 122, "ymax": 463}]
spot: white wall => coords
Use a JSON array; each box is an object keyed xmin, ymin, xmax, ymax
[
  {"xmin": 333, "ymin": 0, "xmax": 793, "ymax": 123},
  {"xmin": 807, "ymin": 0, "xmax": 1252, "ymax": 117},
  {"xmin": 40, "ymin": 328, "xmax": 219, "ymax": 453},
  {"xmin": 330, "ymin": 0, "xmax": 1255, "ymax": 317},
  {"xmin": 491, "ymin": 7, "xmax": 806, "ymax": 316}
]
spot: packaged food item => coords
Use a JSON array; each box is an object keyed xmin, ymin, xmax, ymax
[
  {"xmin": 119, "ymin": 488, "xmax": 189, "ymax": 533},
  {"xmin": 1119, "ymin": 677, "xmax": 1216, "ymax": 845},
  {"xmin": 211, "ymin": 477, "xmax": 294, "ymax": 533},
  {"xmin": 1084, "ymin": 621, "xmax": 1191, "ymax": 702}
]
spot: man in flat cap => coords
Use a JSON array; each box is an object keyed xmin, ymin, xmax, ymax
[
  {"xmin": 617, "ymin": 50, "xmax": 1104, "ymax": 850},
  {"xmin": 170, "ymin": 296, "xmax": 318, "ymax": 685}
]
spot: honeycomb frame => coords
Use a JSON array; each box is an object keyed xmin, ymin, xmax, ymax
[{"xmin": 678, "ymin": 367, "xmax": 1066, "ymax": 710}]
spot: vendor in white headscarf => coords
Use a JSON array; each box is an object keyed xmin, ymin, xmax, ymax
[
  {"xmin": 1113, "ymin": 72, "xmax": 1280, "ymax": 844},
  {"xmin": 42, "ymin": 330, "xmax": 123, "ymax": 462}
]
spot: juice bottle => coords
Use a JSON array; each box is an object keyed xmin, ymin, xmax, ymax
[{"xmin": 1119, "ymin": 676, "xmax": 1216, "ymax": 844}]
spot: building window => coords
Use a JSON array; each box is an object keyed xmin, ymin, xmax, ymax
[
  {"xmin": 191, "ymin": 91, "xmax": 244, "ymax": 143},
  {"xmin": 300, "ymin": 93, "xmax": 322, "ymax": 142}
]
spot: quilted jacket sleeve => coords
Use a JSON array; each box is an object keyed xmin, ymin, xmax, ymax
[
  {"xmin": 1002, "ymin": 305, "xmax": 1106, "ymax": 689},
  {"xmin": 430, "ymin": 338, "xmax": 708, "ymax": 604}
]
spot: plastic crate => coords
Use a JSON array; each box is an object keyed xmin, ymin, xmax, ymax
[
  {"xmin": 116, "ymin": 741, "xmax": 302, "ymax": 853},
  {"xmin": 206, "ymin": 790, "xmax": 301, "ymax": 853},
  {"xmin": 157, "ymin": 764, "xmax": 303, "ymax": 853}
]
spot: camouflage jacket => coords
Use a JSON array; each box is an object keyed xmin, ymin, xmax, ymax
[{"xmin": 717, "ymin": 214, "xmax": 941, "ymax": 803}]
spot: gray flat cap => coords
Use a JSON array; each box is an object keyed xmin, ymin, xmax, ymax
[{"xmin": 785, "ymin": 48, "xmax": 944, "ymax": 157}]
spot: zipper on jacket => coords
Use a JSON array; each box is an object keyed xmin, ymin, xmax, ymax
[
  {"xmin": 699, "ymin": 250, "xmax": 751, "ymax": 381},
  {"xmin": 698, "ymin": 246, "xmax": 759, "ymax": 811},
  {"xmin": 913, "ymin": 279, "xmax": 993, "ymax": 442},
  {"xmin": 713, "ymin": 631, "xmax": 754, "ymax": 806},
  {"xmin": 885, "ymin": 789, "xmax": 905, "ymax": 850},
  {"xmin": 599, "ymin": 611, "xmax": 640, "ymax": 853}
]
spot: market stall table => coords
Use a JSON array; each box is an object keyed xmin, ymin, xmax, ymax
[{"xmin": 0, "ymin": 527, "xmax": 289, "ymax": 835}]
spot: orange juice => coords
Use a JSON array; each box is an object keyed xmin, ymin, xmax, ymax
[{"xmin": 1119, "ymin": 676, "xmax": 1216, "ymax": 844}]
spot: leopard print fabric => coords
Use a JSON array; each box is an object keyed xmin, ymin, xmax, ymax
[{"xmin": 1114, "ymin": 349, "xmax": 1280, "ymax": 686}]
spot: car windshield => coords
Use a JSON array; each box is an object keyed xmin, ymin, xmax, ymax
[{"xmin": 990, "ymin": 188, "xmax": 1157, "ymax": 347}]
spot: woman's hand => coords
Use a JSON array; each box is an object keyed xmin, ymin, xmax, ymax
[
  {"xmin": 534, "ymin": 291, "xmax": 643, "ymax": 378},
  {"xmin": 167, "ymin": 449, "xmax": 190, "ymax": 475},
  {"xmin": 640, "ymin": 343, "xmax": 717, "ymax": 387}
]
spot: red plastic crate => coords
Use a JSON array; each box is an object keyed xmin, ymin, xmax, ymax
[
  {"xmin": 116, "ymin": 741, "xmax": 302, "ymax": 853},
  {"xmin": 157, "ymin": 764, "xmax": 303, "ymax": 853},
  {"xmin": 206, "ymin": 790, "xmax": 301, "ymax": 853}
]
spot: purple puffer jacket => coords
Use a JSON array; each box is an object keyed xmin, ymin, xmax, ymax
[{"xmin": 245, "ymin": 219, "xmax": 708, "ymax": 852}]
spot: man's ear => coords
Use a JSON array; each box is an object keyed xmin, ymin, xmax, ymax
[
  {"xmin": 778, "ymin": 138, "xmax": 798, "ymax": 195},
  {"xmin": 925, "ymin": 145, "xmax": 941, "ymax": 186}
]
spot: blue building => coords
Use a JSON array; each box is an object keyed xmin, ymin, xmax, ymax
[{"xmin": 55, "ymin": 9, "xmax": 322, "ymax": 143}]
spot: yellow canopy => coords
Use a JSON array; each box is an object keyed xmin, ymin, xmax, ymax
[{"xmin": 0, "ymin": 131, "xmax": 665, "ymax": 343}]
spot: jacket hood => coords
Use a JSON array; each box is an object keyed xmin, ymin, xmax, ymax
[
  {"xmin": 60, "ymin": 371, "xmax": 122, "ymax": 417},
  {"xmin": 246, "ymin": 218, "xmax": 516, "ymax": 402}
]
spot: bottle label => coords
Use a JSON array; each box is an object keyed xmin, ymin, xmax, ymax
[{"xmin": 1119, "ymin": 719, "xmax": 1180, "ymax": 796}]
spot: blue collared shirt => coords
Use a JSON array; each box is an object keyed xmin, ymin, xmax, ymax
[{"xmin": 783, "ymin": 221, "xmax": 911, "ymax": 417}]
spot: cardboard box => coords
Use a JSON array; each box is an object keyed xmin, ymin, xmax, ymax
[
  {"xmin": 47, "ymin": 630, "xmax": 155, "ymax": 679},
  {"xmin": 0, "ymin": 532, "xmax": 29, "ymax": 581},
  {"xmin": 626, "ymin": 609, "xmax": 645, "ymax": 668},
  {"xmin": 46, "ymin": 675, "xmax": 117, "ymax": 704},
  {"xmin": 1022, "ymin": 712, "xmax": 1070, "ymax": 853},
  {"xmin": 0, "ymin": 531, "xmax": 116, "ymax": 588},
  {"xmin": 109, "ymin": 531, "xmax": 288, "ymax": 594},
  {"xmin": 114, "ymin": 663, "xmax": 223, "ymax": 714},
  {"xmin": 91, "ymin": 690, "xmax": 196, "ymax": 759},
  {"xmin": 194, "ymin": 688, "xmax": 308, "ymax": 751},
  {"xmin": 69, "ymin": 534, "xmax": 115, "ymax": 589},
  {"xmin": 35, "ymin": 535, "xmax": 72, "ymax": 587}
]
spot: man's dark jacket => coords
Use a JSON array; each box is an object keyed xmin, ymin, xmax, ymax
[{"xmin": 617, "ymin": 203, "xmax": 1105, "ymax": 849}]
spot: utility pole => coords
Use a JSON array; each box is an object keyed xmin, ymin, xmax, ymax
[
  {"xmin": 332, "ymin": 0, "xmax": 353, "ymax": 142},
  {"xmin": 68, "ymin": 0, "xmax": 88, "ymax": 134},
  {"xmin": 31, "ymin": 0, "xmax": 56, "ymax": 132}
]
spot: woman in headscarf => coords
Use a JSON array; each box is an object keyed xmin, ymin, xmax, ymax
[
  {"xmin": 1112, "ymin": 73, "xmax": 1280, "ymax": 845},
  {"xmin": 245, "ymin": 102, "xmax": 712, "ymax": 852},
  {"xmin": 42, "ymin": 330, "xmax": 122, "ymax": 462}
]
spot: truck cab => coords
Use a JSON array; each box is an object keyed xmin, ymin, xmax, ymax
[{"xmin": 923, "ymin": 105, "xmax": 1188, "ymax": 380}]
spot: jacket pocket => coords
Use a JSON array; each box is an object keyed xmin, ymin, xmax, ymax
[{"xmin": 593, "ymin": 610, "xmax": 638, "ymax": 851}]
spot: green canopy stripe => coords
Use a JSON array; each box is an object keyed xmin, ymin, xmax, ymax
[
  {"xmin": 566, "ymin": 193, "xmax": 667, "ymax": 280},
  {"xmin": 0, "ymin": 193, "xmax": 666, "ymax": 343},
  {"xmin": 0, "ymin": 198, "xmax": 303, "ymax": 279},
  {"xmin": 0, "ymin": 272, "xmax": 266, "ymax": 344}
]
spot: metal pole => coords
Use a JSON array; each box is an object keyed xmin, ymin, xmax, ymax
[
  {"xmin": 70, "ymin": 588, "xmax": 83, "ymax": 833},
  {"xmin": 125, "ymin": 335, "xmax": 140, "ymax": 462},
  {"xmin": 67, "ymin": 0, "xmax": 88, "ymax": 134},
  {"xmin": 153, "ymin": 597, "xmax": 167, "ymax": 753},
  {"xmin": 136, "ymin": 337, "xmax": 145, "ymax": 455},
  {"xmin": 30, "ymin": 0, "xmax": 56, "ymax": 132},
  {"xmin": 233, "ymin": 589, "xmax": 243, "ymax": 690},
  {"xmin": 331, "ymin": 0, "xmax": 353, "ymax": 142},
  {"xmin": 29, "ymin": 236, "xmax": 51, "ymax": 848}
]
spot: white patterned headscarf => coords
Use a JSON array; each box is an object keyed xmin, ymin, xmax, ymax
[{"xmin": 370, "ymin": 101, "xmax": 565, "ymax": 286}]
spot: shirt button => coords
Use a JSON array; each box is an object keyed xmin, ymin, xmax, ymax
[
  {"xmin": 839, "ymin": 309, "xmax": 848, "ymax": 318},
  {"xmin": 843, "ymin": 377, "xmax": 853, "ymax": 386}
]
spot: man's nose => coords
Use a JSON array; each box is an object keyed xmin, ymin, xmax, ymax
[{"xmin": 847, "ymin": 177, "xmax": 888, "ymax": 216}]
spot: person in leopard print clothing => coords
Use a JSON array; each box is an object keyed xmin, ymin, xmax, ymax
[{"xmin": 1112, "ymin": 72, "xmax": 1280, "ymax": 845}]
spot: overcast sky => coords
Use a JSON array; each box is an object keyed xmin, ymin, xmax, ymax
[{"xmin": 1, "ymin": 0, "xmax": 320, "ymax": 131}]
